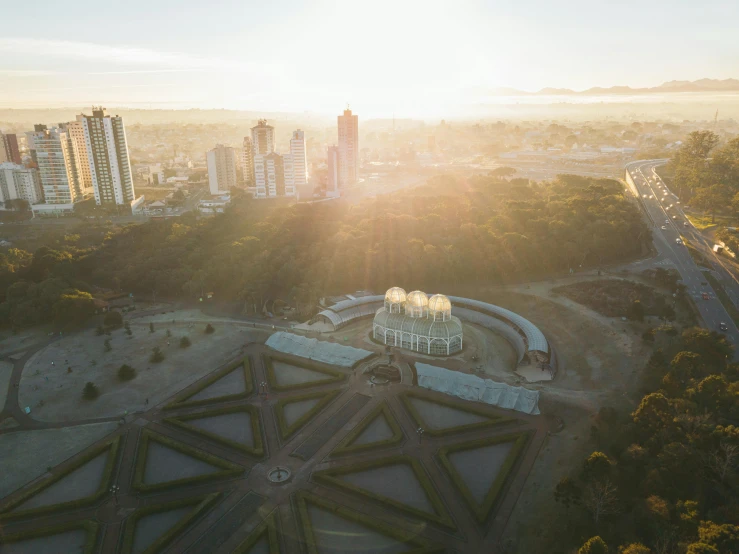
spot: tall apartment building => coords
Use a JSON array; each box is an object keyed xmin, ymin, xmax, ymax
[
  {"xmin": 251, "ymin": 119, "xmax": 275, "ymax": 156},
  {"xmin": 206, "ymin": 144, "xmax": 238, "ymax": 195},
  {"xmin": 327, "ymin": 145, "xmax": 339, "ymax": 195},
  {"xmin": 241, "ymin": 137, "xmax": 254, "ymax": 186},
  {"xmin": 66, "ymin": 118, "xmax": 94, "ymax": 194},
  {"xmin": 78, "ymin": 107, "xmax": 135, "ymax": 206},
  {"xmin": 27, "ymin": 125, "xmax": 83, "ymax": 205},
  {"xmin": 0, "ymin": 163, "xmax": 43, "ymax": 205},
  {"xmin": 337, "ymin": 108, "xmax": 359, "ymax": 187},
  {"xmin": 0, "ymin": 133, "xmax": 21, "ymax": 165},
  {"xmin": 289, "ymin": 130, "xmax": 307, "ymax": 189}
]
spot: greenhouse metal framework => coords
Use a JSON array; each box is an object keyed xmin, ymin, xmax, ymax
[{"xmin": 373, "ymin": 288, "xmax": 463, "ymax": 355}]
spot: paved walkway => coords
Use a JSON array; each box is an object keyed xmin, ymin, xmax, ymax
[{"xmin": 0, "ymin": 341, "xmax": 551, "ymax": 553}]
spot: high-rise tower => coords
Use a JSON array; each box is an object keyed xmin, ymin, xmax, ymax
[
  {"xmin": 337, "ymin": 108, "xmax": 358, "ymax": 187},
  {"xmin": 78, "ymin": 107, "xmax": 135, "ymax": 206}
]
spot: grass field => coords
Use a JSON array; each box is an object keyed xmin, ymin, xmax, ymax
[
  {"xmin": 684, "ymin": 240, "xmax": 712, "ymax": 268},
  {"xmin": 685, "ymin": 213, "xmax": 733, "ymax": 230}
]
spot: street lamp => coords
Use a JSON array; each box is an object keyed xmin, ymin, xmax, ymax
[{"xmin": 109, "ymin": 484, "xmax": 120, "ymax": 505}]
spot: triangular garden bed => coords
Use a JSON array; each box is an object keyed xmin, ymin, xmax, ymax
[
  {"xmin": 332, "ymin": 402, "xmax": 404, "ymax": 456},
  {"xmin": 294, "ymin": 490, "xmax": 443, "ymax": 554},
  {"xmin": 163, "ymin": 404, "xmax": 264, "ymax": 457},
  {"xmin": 263, "ymin": 354, "xmax": 347, "ymax": 391},
  {"xmin": 437, "ymin": 432, "xmax": 531, "ymax": 523},
  {"xmin": 0, "ymin": 520, "xmax": 99, "ymax": 553},
  {"xmin": 232, "ymin": 510, "xmax": 281, "ymax": 553},
  {"xmin": 400, "ymin": 390, "xmax": 513, "ymax": 436},
  {"xmin": 0, "ymin": 436, "xmax": 121, "ymax": 521},
  {"xmin": 165, "ymin": 357, "xmax": 253, "ymax": 409},
  {"xmin": 273, "ymin": 389, "xmax": 340, "ymax": 440},
  {"xmin": 313, "ymin": 454, "xmax": 455, "ymax": 530},
  {"xmin": 132, "ymin": 430, "xmax": 242, "ymax": 493},
  {"xmin": 121, "ymin": 492, "xmax": 220, "ymax": 554}
]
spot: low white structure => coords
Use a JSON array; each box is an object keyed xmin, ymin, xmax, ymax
[
  {"xmin": 416, "ymin": 363, "xmax": 540, "ymax": 415},
  {"xmin": 199, "ymin": 194, "xmax": 230, "ymax": 214},
  {"xmin": 265, "ymin": 332, "xmax": 373, "ymax": 367}
]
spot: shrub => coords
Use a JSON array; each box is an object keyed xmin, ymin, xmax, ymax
[
  {"xmin": 166, "ymin": 329, "xmax": 171, "ymax": 337},
  {"xmin": 179, "ymin": 336, "xmax": 191, "ymax": 348},
  {"xmin": 83, "ymin": 382, "xmax": 99, "ymax": 400},
  {"xmin": 117, "ymin": 364, "xmax": 136, "ymax": 381},
  {"xmin": 204, "ymin": 323, "xmax": 215, "ymax": 334},
  {"xmin": 95, "ymin": 325, "xmax": 104, "ymax": 336},
  {"xmin": 125, "ymin": 327, "xmax": 132, "ymax": 336},
  {"xmin": 104, "ymin": 339, "xmax": 112, "ymax": 352},
  {"xmin": 150, "ymin": 347, "xmax": 164, "ymax": 363},
  {"xmin": 149, "ymin": 323, "xmax": 155, "ymax": 333},
  {"xmin": 103, "ymin": 311, "xmax": 123, "ymax": 328}
]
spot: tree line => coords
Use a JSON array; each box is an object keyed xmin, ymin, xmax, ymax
[
  {"xmin": 549, "ymin": 327, "xmax": 738, "ymax": 553},
  {"xmin": 667, "ymin": 131, "xmax": 739, "ymax": 222},
  {"xmin": 0, "ymin": 173, "xmax": 649, "ymax": 329}
]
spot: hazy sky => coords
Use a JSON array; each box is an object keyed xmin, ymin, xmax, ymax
[{"xmin": 2, "ymin": 0, "xmax": 738, "ymax": 117}]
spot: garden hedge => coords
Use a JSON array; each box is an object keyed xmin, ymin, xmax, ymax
[
  {"xmin": 120, "ymin": 492, "xmax": 220, "ymax": 554},
  {"xmin": 0, "ymin": 436, "xmax": 121, "ymax": 521},
  {"xmin": 312, "ymin": 454, "xmax": 455, "ymax": 529},
  {"xmin": 331, "ymin": 401, "xmax": 404, "ymax": 456},
  {"xmin": 437, "ymin": 431, "xmax": 532, "ymax": 523},
  {"xmin": 163, "ymin": 404, "xmax": 264, "ymax": 457},
  {"xmin": 399, "ymin": 389, "xmax": 514, "ymax": 437},
  {"xmin": 164, "ymin": 356, "xmax": 254, "ymax": 409},
  {"xmin": 232, "ymin": 511, "xmax": 281, "ymax": 554},
  {"xmin": 273, "ymin": 389, "xmax": 341, "ymax": 440},
  {"xmin": 294, "ymin": 490, "xmax": 443, "ymax": 554},
  {"xmin": 0, "ymin": 519, "xmax": 99, "ymax": 553},
  {"xmin": 262, "ymin": 353, "xmax": 347, "ymax": 391},
  {"xmin": 131, "ymin": 430, "xmax": 242, "ymax": 493}
]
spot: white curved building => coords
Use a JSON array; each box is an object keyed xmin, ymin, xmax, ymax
[{"xmin": 373, "ymin": 289, "xmax": 463, "ymax": 355}]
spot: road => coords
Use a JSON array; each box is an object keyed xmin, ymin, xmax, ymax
[{"xmin": 625, "ymin": 160, "xmax": 739, "ymax": 356}]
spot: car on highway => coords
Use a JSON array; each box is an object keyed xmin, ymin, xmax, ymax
[
  {"xmin": 673, "ymin": 215, "xmax": 677, "ymax": 219},
  {"xmin": 665, "ymin": 219, "xmax": 670, "ymax": 224},
  {"xmin": 675, "ymin": 238, "xmax": 683, "ymax": 245},
  {"xmin": 684, "ymin": 221, "xmax": 689, "ymax": 226},
  {"xmin": 662, "ymin": 226, "xmax": 667, "ymax": 230},
  {"xmin": 720, "ymin": 322, "xmax": 728, "ymax": 331},
  {"xmin": 702, "ymin": 292, "xmax": 710, "ymax": 300}
]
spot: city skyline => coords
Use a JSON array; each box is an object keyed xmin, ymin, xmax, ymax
[{"xmin": 1, "ymin": 1, "xmax": 738, "ymax": 117}]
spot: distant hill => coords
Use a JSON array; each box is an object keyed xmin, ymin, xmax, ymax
[{"xmin": 493, "ymin": 78, "xmax": 739, "ymax": 96}]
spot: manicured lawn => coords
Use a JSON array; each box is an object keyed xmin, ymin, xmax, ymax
[{"xmin": 685, "ymin": 213, "xmax": 733, "ymax": 230}]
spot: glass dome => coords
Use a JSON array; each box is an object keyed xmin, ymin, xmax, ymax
[
  {"xmin": 405, "ymin": 290, "xmax": 428, "ymax": 318},
  {"xmin": 385, "ymin": 287, "xmax": 407, "ymax": 304},
  {"xmin": 428, "ymin": 294, "xmax": 452, "ymax": 321},
  {"xmin": 384, "ymin": 287, "xmax": 407, "ymax": 314}
]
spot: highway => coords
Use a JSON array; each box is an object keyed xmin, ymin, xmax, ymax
[{"xmin": 625, "ymin": 160, "xmax": 739, "ymax": 356}]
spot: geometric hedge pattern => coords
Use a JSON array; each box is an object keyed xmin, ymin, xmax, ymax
[{"xmin": 0, "ymin": 342, "xmax": 544, "ymax": 553}]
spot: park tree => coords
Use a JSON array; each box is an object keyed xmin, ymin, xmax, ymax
[
  {"xmin": 632, "ymin": 393, "xmax": 677, "ymax": 448},
  {"xmin": 619, "ymin": 544, "xmax": 650, "ymax": 554},
  {"xmin": 82, "ymin": 382, "xmax": 99, "ymax": 400},
  {"xmin": 150, "ymin": 346, "xmax": 164, "ymax": 363},
  {"xmin": 554, "ymin": 477, "xmax": 581, "ymax": 514},
  {"xmin": 711, "ymin": 137, "xmax": 739, "ymax": 189},
  {"xmin": 668, "ymin": 130, "xmax": 720, "ymax": 195},
  {"xmin": 685, "ymin": 544, "xmax": 718, "ymax": 554},
  {"xmin": 579, "ymin": 536, "xmax": 609, "ymax": 554},
  {"xmin": 696, "ymin": 521, "xmax": 739, "ymax": 552},
  {"xmin": 582, "ymin": 479, "xmax": 619, "ymax": 525},
  {"xmin": 53, "ymin": 290, "xmax": 96, "ymax": 327},
  {"xmin": 691, "ymin": 184, "xmax": 732, "ymax": 223},
  {"xmin": 581, "ymin": 452, "xmax": 612, "ymax": 483},
  {"xmin": 104, "ymin": 339, "xmax": 112, "ymax": 352},
  {"xmin": 104, "ymin": 310, "xmax": 123, "ymax": 328},
  {"xmin": 179, "ymin": 336, "xmax": 191, "ymax": 348}
]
